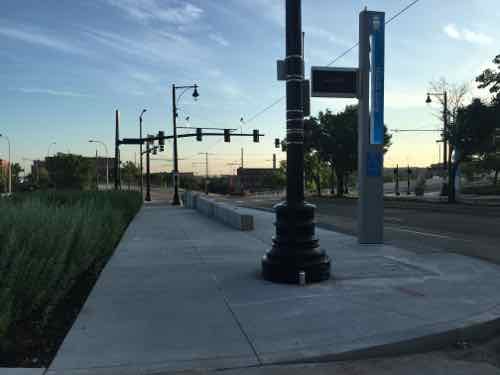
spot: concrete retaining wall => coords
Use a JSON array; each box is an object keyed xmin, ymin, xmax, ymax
[{"xmin": 181, "ymin": 191, "xmax": 254, "ymax": 231}]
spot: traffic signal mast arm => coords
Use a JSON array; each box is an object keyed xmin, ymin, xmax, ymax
[{"xmin": 120, "ymin": 130, "xmax": 265, "ymax": 145}]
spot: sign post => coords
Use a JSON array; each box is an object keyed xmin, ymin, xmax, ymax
[
  {"xmin": 310, "ymin": 9, "xmax": 385, "ymax": 244},
  {"xmin": 358, "ymin": 10, "xmax": 385, "ymax": 244}
]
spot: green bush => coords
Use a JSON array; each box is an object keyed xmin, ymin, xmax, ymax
[{"xmin": 0, "ymin": 191, "xmax": 141, "ymax": 349}]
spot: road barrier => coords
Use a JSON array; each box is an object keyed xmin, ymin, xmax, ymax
[{"xmin": 182, "ymin": 191, "xmax": 254, "ymax": 231}]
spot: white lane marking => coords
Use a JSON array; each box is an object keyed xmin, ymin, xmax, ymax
[{"xmin": 386, "ymin": 226, "xmax": 454, "ymax": 240}]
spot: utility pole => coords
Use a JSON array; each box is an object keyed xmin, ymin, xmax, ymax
[
  {"xmin": 262, "ymin": 0, "xmax": 330, "ymax": 284},
  {"xmin": 199, "ymin": 152, "xmax": 213, "ymax": 194}
]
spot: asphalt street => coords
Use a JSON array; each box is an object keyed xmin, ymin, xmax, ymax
[{"xmin": 216, "ymin": 193, "xmax": 500, "ymax": 264}]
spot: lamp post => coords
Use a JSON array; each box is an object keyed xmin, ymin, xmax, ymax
[
  {"xmin": 0, "ymin": 134, "xmax": 11, "ymax": 194},
  {"xmin": 261, "ymin": 0, "xmax": 330, "ymax": 284},
  {"xmin": 426, "ymin": 91, "xmax": 453, "ymax": 202},
  {"xmin": 172, "ymin": 83, "xmax": 199, "ymax": 205},
  {"xmin": 139, "ymin": 109, "xmax": 147, "ymax": 196},
  {"xmin": 89, "ymin": 140, "xmax": 109, "ymax": 189}
]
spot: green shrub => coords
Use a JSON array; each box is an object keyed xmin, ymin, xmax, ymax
[{"xmin": 0, "ymin": 191, "xmax": 141, "ymax": 349}]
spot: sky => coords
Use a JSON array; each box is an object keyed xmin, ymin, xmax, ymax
[{"xmin": 1, "ymin": 0, "xmax": 499, "ymax": 176}]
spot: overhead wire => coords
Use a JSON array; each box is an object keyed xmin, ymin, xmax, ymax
[{"xmin": 241, "ymin": 0, "xmax": 423, "ymax": 126}]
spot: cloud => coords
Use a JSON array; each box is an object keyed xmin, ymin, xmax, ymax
[
  {"xmin": 130, "ymin": 71, "xmax": 156, "ymax": 84},
  {"xmin": 209, "ymin": 33, "xmax": 229, "ymax": 47},
  {"xmin": 443, "ymin": 24, "xmax": 493, "ymax": 45},
  {"xmin": 104, "ymin": 0, "xmax": 203, "ymax": 25},
  {"xmin": 83, "ymin": 28, "xmax": 206, "ymax": 66},
  {"xmin": 17, "ymin": 88, "xmax": 92, "ymax": 97},
  {"xmin": 304, "ymin": 26, "xmax": 351, "ymax": 47},
  {"xmin": 0, "ymin": 25, "xmax": 86, "ymax": 55}
]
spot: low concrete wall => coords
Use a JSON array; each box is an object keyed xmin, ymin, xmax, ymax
[{"xmin": 182, "ymin": 191, "xmax": 254, "ymax": 231}]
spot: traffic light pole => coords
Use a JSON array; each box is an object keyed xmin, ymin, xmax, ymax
[
  {"xmin": 145, "ymin": 140, "xmax": 151, "ymax": 202},
  {"xmin": 114, "ymin": 110, "xmax": 121, "ymax": 190},
  {"xmin": 262, "ymin": 0, "xmax": 330, "ymax": 284}
]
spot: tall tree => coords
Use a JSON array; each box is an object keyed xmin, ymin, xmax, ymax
[
  {"xmin": 453, "ymin": 98, "xmax": 497, "ymax": 190},
  {"xmin": 476, "ymin": 55, "xmax": 500, "ymax": 184},
  {"xmin": 313, "ymin": 106, "xmax": 392, "ymax": 196},
  {"xmin": 476, "ymin": 54, "xmax": 500, "ymax": 105},
  {"xmin": 46, "ymin": 153, "xmax": 92, "ymax": 190}
]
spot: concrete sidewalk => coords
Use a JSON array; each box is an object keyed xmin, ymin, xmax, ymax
[{"xmin": 48, "ymin": 201, "xmax": 500, "ymax": 374}]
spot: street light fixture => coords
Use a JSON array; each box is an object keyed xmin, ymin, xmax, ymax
[
  {"xmin": 89, "ymin": 139, "xmax": 110, "ymax": 189},
  {"xmin": 0, "ymin": 134, "xmax": 12, "ymax": 195},
  {"xmin": 172, "ymin": 83, "xmax": 199, "ymax": 205}
]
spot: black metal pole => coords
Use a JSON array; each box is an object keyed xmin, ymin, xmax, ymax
[
  {"xmin": 114, "ymin": 110, "xmax": 120, "ymax": 190},
  {"xmin": 146, "ymin": 141, "xmax": 151, "ymax": 202},
  {"xmin": 395, "ymin": 164, "xmax": 400, "ymax": 196},
  {"xmin": 172, "ymin": 84, "xmax": 181, "ymax": 205},
  {"xmin": 262, "ymin": 0, "xmax": 330, "ymax": 284},
  {"xmin": 443, "ymin": 91, "xmax": 448, "ymax": 171},
  {"xmin": 407, "ymin": 166, "xmax": 411, "ymax": 195},
  {"xmin": 448, "ymin": 144, "xmax": 455, "ymax": 203},
  {"xmin": 139, "ymin": 115, "xmax": 143, "ymax": 196}
]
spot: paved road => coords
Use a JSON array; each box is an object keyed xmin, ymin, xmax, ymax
[{"xmin": 215, "ymin": 194, "xmax": 500, "ymax": 264}]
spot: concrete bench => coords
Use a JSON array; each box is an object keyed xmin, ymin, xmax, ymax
[{"xmin": 182, "ymin": 191, "xmax": 254, "ymax": 231}]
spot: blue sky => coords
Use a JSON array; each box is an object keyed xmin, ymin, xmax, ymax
[{"xmin": 1, "ymin": 0, "xmax": 499, "ymax": 175}]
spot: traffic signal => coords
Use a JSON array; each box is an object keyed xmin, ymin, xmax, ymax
[
  {"xmin": 196, "ymin": 128, "xmax": 202, "ymax": 141},
  {"xmin": 224, "ymin": 129, "xmax": 231, "ymax": 143},
  {"xmin": 159, "ymin": 145, "xmax": 164, "ymax": 152},
  {"xmin": 253, "ymin": 130, "xmax": 259, "ymax": 143},
  {"xmin": 152, "ymin": 147, "xmax": 157, "ymax": 155},
  {"xmin": 158, "ymin": 131, "xmax": 165, "ymax": 146},
  {"xmin": 275, "ymin": 138, "xmax": 280, "ymax": 148}
]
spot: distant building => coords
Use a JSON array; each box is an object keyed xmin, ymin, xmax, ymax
[
  {"xmin": 0, "ymin": 159, "xmax": 9, "ymax": 179},
  {"xmin": 237, "ymin": 168, "xmax": 280, "ymax": 191}
]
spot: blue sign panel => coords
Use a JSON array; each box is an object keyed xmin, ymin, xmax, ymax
[
  {"xmin": 367, "ymin": 151, "xmax": 383, "ymax": 177},
  {"xmin": 369, "ymin": 12, "xmax": 385, "ymax": 145}
]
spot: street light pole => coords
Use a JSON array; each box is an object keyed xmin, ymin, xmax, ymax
[
  {"xmin": 0, "ymin": 134, "xmax": 11, "ymax": 194},
  {"xmin": 47, "ymin": 142, "xmax": 56, "ymax": 158},
  {"xmin": 89, "ymin": 140, "xmax": 109, "ymax": 189},
  {"xmin": 262, "ymin": 0, "xmax": 330, "ymax": 284},
  {"xmin": 172, "ymin": 84, "xmax": 180, "ymax": 205},
  {"xmin": 171, "ymin": 83, "xmax": 199, "ymax": 205},
  {"xmin": 139, "ymin": 109, "xmax": 147, "ymax": 197},
  {"xmin": 426, "ymin": 91, "xmax": 454, "ymax": 202}
]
